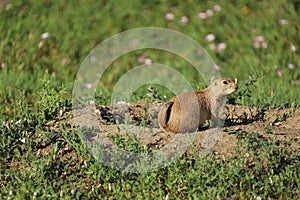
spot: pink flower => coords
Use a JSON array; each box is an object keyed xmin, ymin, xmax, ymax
[
  {"xmin": 62, "ymin": 58, "xmax": 71, "ymax": 65},
  {"xmin": 206, "ymin": 9, "xmax": 214, "ymax": 17},
  {"xmin": 179, "ymin": 16, "xmax": 189, "ymax": 24},
  {"xmin": 41, "ymin": 32, "xmax": 49, "ymax": 39},
  {"xmin": 253, "ymin": 36, "xmax": 267, "ymax": 49},
  {"xmin": 144, "ymin": 58, "xmax": 152, "ymax": 65},
  {"xmin": 290, "ymin": 45, "xmax": 296, "ymax": 52},
  {"xmin": 86, "ymin": 83, "xmax": 93, "ymax": 89},
  {"xmin": 279, "ymin": 19, "xmax": 288, "ymax": 25},
  {"xmin": 197, "ymin": 12, "xmax": 207, "ymax": 19},
  {"xmin": 214, "ymin": 5, "xmax": 221, "ymax": 12},
  {"xmin": 165, "ymin": 13, "xmax": 175, "ymax": 20},
  {"xmin": 216, "ymin": 43, "xmax": 226, "ymax": 52},
  {"xmin": 277, "ymin": 70, "xmax": 283, "ymax": 77},
  {"xmin": 288, "ymin": 63, "xmax": 295, "ymax": 70},
  {"xmin": 213, "ymin": 65, "xmax": 221, "ymax": 71},
  {"xmin": 255, "ymin": 36, "xmax": 264, "ymax": 43},
  {"xmin": 137, "ymin": 55, "xmax": 145, "ymax": 63},
  {"xmin": 205, "ymin": 34, "xmax": 215, "ymax": 42}
]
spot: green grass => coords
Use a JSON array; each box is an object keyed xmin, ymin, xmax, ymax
[{"xmin": 1, "ymin": 0, "xmax": 299, "ymax": 199}]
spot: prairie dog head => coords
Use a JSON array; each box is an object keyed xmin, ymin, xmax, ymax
[{"xmin": 209, "ymin": 78, "xmax": 238, "ymax": 97}]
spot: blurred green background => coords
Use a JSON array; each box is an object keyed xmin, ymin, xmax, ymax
[{"xmin": 1, "ymin": 0, "xmax": 300, "ymax": 119}]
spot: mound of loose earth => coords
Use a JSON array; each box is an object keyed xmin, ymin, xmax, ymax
[{"xmin": 70, "ymin": 101, "xmax": 299, "ymax": 159}]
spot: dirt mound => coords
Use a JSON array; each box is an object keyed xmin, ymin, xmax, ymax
[{"xmin": 70, "ymin": 102, "xmax": 299, "ymax": 159}]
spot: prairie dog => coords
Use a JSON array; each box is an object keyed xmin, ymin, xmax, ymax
[{"xmin": 158, "ymin": 78, "xmax": 238, "ymax": 133}]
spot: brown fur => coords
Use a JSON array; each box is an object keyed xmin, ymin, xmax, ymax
[{"xmin": 158, "ymin": 78, "xmax": 238, "ymax": 133}]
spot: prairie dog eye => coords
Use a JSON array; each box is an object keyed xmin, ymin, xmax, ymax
[{"xmin": 222, "ymin": 80, "xmax": 228, "ymax": 85}]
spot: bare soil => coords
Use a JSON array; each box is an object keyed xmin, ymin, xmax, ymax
[{"xmin": 70, "ymin": 101, "xmax": 300, "ymax": 159}]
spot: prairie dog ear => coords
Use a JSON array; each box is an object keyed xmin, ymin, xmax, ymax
[{"xmin": 164, "ymin": 101, "xmax": 174, "ymax": 125}]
